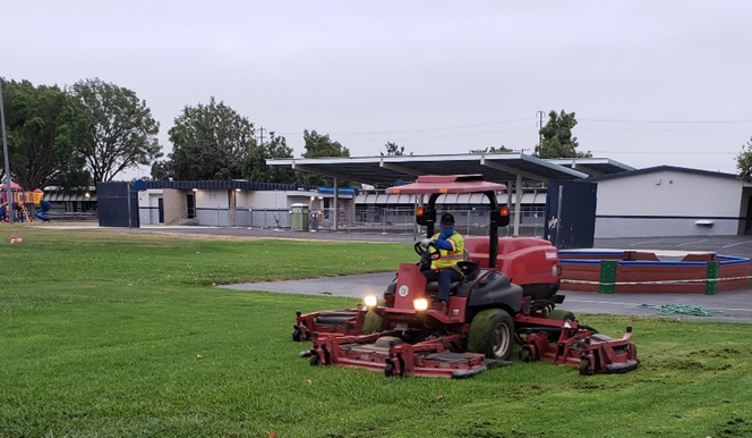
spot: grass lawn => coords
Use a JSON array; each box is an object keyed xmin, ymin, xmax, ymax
[{"xmin": 1, "ymin": 226, "xmax": 751, "ymax": 438}]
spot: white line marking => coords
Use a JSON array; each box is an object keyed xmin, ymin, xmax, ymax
[
  {"xmin": 676, "ymin": 239, "xmax": 708, "ymax": 247},
  {"xmin": 629, "ymin": 239, "xmax": 665, "ymax": 246},
  {"xmin": 722, "ymin": 240, "xmax": 752, "ymax": 248}
]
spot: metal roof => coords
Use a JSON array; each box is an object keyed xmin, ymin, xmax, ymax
[
  {"xmin": 268, "ymin": 153, "xmax": 589, "ymax": 185},
  {"xmin": 146, "ymin": 180, "xmax": 318, "ymax": 191},
  {"xmin": 583, "ymin": 165, "xmax": 740, "ymax": 182},
  {"xmin": 546, "ymin": 158, "xmax": 635, "ymax": 176}
]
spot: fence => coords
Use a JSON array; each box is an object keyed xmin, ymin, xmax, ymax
[{"xmin": 189, "ymin": 205, "xmax": 547, "ymax": 237}]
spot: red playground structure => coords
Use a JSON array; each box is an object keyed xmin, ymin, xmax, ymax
[{"xmin": 0, "ymin": 181, "xmax": 51, "ymax": 222}]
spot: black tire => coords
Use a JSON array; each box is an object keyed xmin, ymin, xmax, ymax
[
  {"xmin": 547, "ymin": 309, "xmax": 576, "ymax": 343},
  {"xmin": 384, "ymin": 362, "xmax": 395, "ymax": 377},
  {"xmin": 310, "ymin": 354, "xmax": 321, "ymax": 366},
  {"xmin": 292, "ymin": 327, "xmax": 302, "ymax": 342},
  {"xmin": 548, "ymin": 309, "xmax": 575, "ymax": 321},
  {"xmin": 519, "ymin": 347, "xmax": 533, "ymax": 363},
  {"xmin": 467, "ymin": 308, "xmax": 514, "ymax": 361},
  {"xmin": 579, "ymin": 357, "xmax": 593, "ymax": 376},
  {"xmin": 362, "ymin": 310, "xmax": 386, "ymax": 335}
]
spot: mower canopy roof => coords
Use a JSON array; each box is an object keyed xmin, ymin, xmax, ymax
[{"xmin": 386, "ymin": 174, "xmax": 506, "ymax": 195}]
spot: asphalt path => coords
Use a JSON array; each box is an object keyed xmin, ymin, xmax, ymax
[{"xmin": 61, "ymin": 225, "xmax": 752, "ymax": 324}]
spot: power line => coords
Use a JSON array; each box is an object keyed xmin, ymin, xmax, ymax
[
  {"xmin": 329, "ymin": 126, "xmax": 535, "ymax": 143},
  {"xmin": 277, "ymin": 117, "xmax": 531, "ymax": 137},
  {"xmin": 590, "ymin": 150, "xmax": 739, "ymax": 155},
  {"xmin": 581, "ymin": 118, "xmax": 752, "ymax": 124},
  {"xmin": 273, "ymin": 116, "xmax": 752, "ymax": 140},
  {"xmin": 579, "ymin": 127, "xmax": 751, "ymax": 133}
]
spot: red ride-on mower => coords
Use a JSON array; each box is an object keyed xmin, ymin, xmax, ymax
[{"xmin": 293, "ymin": 174, "xmax": 639, "ymax": 378}]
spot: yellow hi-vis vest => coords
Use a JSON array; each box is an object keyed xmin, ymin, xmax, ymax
[{"xmin": 430, "ymin": 231, "xmax": 464, "ymax": 271}]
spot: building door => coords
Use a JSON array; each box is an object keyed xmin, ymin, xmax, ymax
[
  {"xmin": 158, "ymin": 198, "xmax": 164, "ymax": 224},
  {"xmin": 745, "ymin": 195, "xmax": 752, "ymax": 235},
  {"xmin": 187, "ymin": 194, "xmax": 195, "ymax": 219}
]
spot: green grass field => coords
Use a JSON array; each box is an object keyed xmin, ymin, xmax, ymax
[{"xmin": 1, "ymin": 226, "xmax": 751, "ymax": 438}]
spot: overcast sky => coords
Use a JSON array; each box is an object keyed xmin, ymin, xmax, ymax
[{"xmin": 3, "ymin": 1, "xmax": 751, "ymax": 179}]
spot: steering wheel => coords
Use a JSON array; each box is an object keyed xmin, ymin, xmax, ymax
[{"xmin": 414, "ymin": 241, "xmax": 441, "ymax": 271}]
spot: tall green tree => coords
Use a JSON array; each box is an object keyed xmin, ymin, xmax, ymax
[
  {"xmin": 71, "ymin": 78, "xmax": 161, "ymax": 182},
  {"xmin": 736, "ymin": 137, "xmax": 752, "ymax": 182},
  {"xmin": 157, "ymin": 97, "xmax": 254, "ymax": 180},
  {"xmin": 470, "ymin": 145, "xmax": 513, "ymax": 154},
  {"xmin": 1, "ymin": 79, "xmax": 90, "ymax": 190},
  {"xmin": 381, "ymin": 141, "xmax": 407, "ymax": 156},
  {"xmin": 302, "ymin": 129, "xmax": 350, "ymax": 158},
  {"xmin": 243, "ymin": 131, "xmax": 296, "ymax": 183},
  {"xmin": 299, "ymin": 130, "xmax": 350, "ymax": 186},
  {"xmin": 533, "ymin": 110, "xmax": 592, "ymax": 159}
]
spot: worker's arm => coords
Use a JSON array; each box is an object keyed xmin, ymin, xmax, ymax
[{"xmin": 434, "ymin": 237, "xmax": 456, "ymax": 251}]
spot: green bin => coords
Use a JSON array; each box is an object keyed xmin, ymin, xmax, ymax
[{"xmin": 290, "ymin": 203, "xmax": 309, "ymax": 231}]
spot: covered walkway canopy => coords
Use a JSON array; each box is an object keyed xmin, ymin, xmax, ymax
[
  {"xmin": 268, "ymin": 153, "xmax": 592, "ymax": 185},
  {"xmin": 267, "ymin": 153, "xmax": 632, "ymax": 234}
]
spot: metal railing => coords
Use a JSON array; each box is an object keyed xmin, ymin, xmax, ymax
[{"xmin": 167, "ymin": 206, "xmax": 547, "ymax": 237}]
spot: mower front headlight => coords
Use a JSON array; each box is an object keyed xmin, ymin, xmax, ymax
[
  {"xmin": 413, "ymin": 298, "xmax": 428, "ymax": 312},
  {"xmin": 364, "ymin": 295, "xmax": 378, "ymax": 308}
]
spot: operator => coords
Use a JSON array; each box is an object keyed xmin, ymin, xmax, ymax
[{"xmin": 421, "ymin": 213, "xmax": 464, "ymax": 310}]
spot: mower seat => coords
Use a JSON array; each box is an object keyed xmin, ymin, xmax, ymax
[{"xmin": 425, "ymin": 280, "xmax": 462, "ymax": 293}]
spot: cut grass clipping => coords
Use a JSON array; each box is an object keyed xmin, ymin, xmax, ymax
[{"xmin": 1, "ymin": 225, "xmax": 751, "ymax": 438}]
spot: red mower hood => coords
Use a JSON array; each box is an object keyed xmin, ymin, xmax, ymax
[{"xmin": 386, "ymin": 174, "xmax": 506, "ymax": 195}]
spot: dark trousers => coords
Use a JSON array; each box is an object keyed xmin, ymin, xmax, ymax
[{"xmin": 422, "ymin": 268, "xmax": 462, "ymax": 302}]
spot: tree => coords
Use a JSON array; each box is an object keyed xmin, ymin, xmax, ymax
[
  {"xmin": 736, "ymin": 137, "xmax": 752, "ymax": 182},
  {"xmin": 158, "ymin": 97, "xmax": 254, "ymax": 180},
  {"xmin": 71, "ymin": 78, "xmax": 162, "ymax": 182},
  {"xmin": 1, "ymin": 79, "xmax": 90, "ymax": 190},
  {"xmin": 470, "ymin": 145, "xmax": 513, "ymax": 154},
  {"xmin": 533, "ymin": 110, "xmax": 592, "ymax": 159},
  {"xmin": 302, "ymin": 129, "xmax": 350, "ymax": 158},
  {"xmin": 298, "ymin": 130, "xmax": 350, "ymax": 186},
  {"xmin": 381, "ymin": 141, "xmax": 407, "ymax": 156},
  {"xmin": 243, "ymin": 131, "xmax": 297, "ymax": 183}
]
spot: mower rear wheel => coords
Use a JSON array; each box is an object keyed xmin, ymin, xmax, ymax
[{"xmin": 467, "ymin": 308, "xmax": 514, "ymax": 361}]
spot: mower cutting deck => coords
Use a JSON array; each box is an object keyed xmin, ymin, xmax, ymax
[{"xmin": 292, "ymin": 174, "xmax": 639, "ymax": 378}]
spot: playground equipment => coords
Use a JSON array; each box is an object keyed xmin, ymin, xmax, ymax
[{"xmin": 0, "ymin": 182, "xmax": 50, "ymax": 222}]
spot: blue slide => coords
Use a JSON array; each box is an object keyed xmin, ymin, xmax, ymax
[{"xmin": 36, "ymin": 200, "xmax": 51, "ymax": 221}]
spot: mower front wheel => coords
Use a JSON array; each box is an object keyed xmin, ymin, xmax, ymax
[
  {"xmin": 310, "ymin": 354, "xmax": 321, "ymax": 366},
  {"xmin": 467, "ymin": 308, "xmax": 514, "ymax": 361},
  {"xmin": 519, "ymin": 346, "xmax": 535, "ymax": 363},
  {"xmin": 384, "ymin": 362, "xmax": 395, "ymax": 377}
]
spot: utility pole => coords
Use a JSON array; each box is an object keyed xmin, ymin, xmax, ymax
[
  {"xmin": 0, "ymin": 77, "xmax": 13, "ymax": 223},
  {"xmin": 535, "ymin": 110, "xmax": 545, "ymax": 148},
  {"xmin": 258, "ymin": 126, "xmax": 266, "ymax": 146}
]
